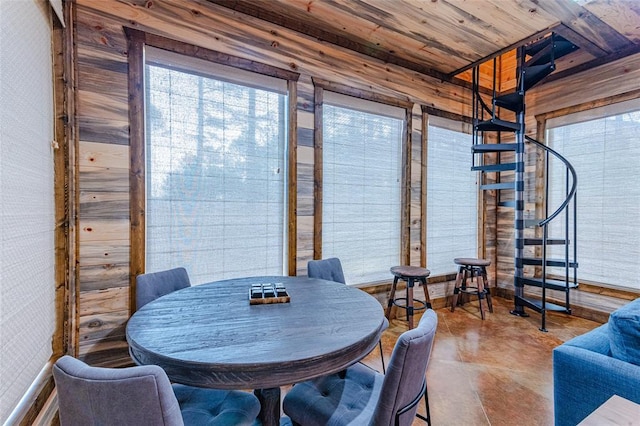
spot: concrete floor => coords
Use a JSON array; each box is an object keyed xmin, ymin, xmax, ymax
[{"xmin": 360, "ymin": 296, "xmax": 600, "ymax": 425}]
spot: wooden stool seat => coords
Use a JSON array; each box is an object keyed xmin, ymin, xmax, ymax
[
  {"xmin": 386, "ymin": 266, "xmax": 431, "ymax": 329},
  {"xmin": 451, "ymin": 258, "xmax": 493, "ymax": 320},
  {"xmin": 454, "ymin": 257, "xmax": 490, "ymax": 267},
  {"xmin": 390, "ymin": 265, "xmax": 431, "ymax": 280}
]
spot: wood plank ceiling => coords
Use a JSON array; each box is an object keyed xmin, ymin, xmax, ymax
[{"xmin": 210, "ymin": 0, "xmax": 640, "ymax": 88}]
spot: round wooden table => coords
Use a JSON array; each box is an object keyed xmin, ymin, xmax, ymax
[{"xmin": 126, "ymin": 276, "xmax": 386, "ymax": 426}]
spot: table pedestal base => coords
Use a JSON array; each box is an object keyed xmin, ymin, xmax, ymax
[{"xmin": 255, "ymin": 387, "xmax": 281, "ymax": 426}]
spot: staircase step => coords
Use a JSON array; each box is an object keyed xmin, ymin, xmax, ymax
[
  {"xmin": 525, "ymin": 35, "xmax": 554, "ymax": 57},
  {"xmin": 475, "ymin": 118, "xmax": 520, "ymax": 132},
  {"xmin": 526, "ymin": 41, "xmax": 556, "ymax": 68},
  {"xmin": 494, "ymin": 92, "xmax": 524, "ymax": 113},
  {"xmin": 526, "ymin": 36, "xmax": 578, "ymax": 66},
  {"xmin": 515, "ymin": 296, "xmax": 570, "ymax": 313},
  {"xmin": 523, "ymin": 63, "xmax": 555, "ymax": 91},
  {"xmin": 472, "ymin": 143, "xmax": 518, "ymax": 153},
  {"xmin": 521, "ymin": 257, "xmax": 579, "ymax": 268},
  {"xmin": 552, "ymin": 38, "xmax": 579, "ymax": 60},
  {"xmin": 524, "ymin": 238, "xmax": 568, "ymax": 245},
  {"xmin": 518, "ymin": 277, "xmax": 579, "ymax": 291},
  {"xmin": 471, "ymin": 162, "xmax": 517, "ymax": 172},
  {"xmin": 481, "ymin": 182, "xmax": 514, "ymax": 191}
]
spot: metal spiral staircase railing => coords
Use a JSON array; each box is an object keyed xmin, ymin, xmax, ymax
[{"xmin": 471, "ymin": 33, "xmax": 579, "ymax": 331}]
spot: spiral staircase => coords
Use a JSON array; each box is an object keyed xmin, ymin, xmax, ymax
[{"xmin": 471, "ymin": 33, "xmax": 579, "ymax": 331}]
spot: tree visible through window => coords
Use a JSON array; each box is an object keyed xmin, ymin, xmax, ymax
[{"xmin": 145, "ymin": 53, "xmax": 287, "ymax": 284}]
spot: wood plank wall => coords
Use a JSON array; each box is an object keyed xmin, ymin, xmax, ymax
[
  {"xmin": 72, "ymin": 0, "xmax": 473, "ymax": 364},
  {"xmin": 70, "ymin": 0, "xmax": 640, "ymax": 364}
]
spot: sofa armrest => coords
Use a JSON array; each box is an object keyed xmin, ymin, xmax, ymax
[{"xmin": 553, "ymin": 344, "xmax": 640, "ymax": 426}]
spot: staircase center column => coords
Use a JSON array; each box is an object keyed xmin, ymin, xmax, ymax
[{"xmin": 511, "ymin": 108, "xmax": 527, "ymax": 316}]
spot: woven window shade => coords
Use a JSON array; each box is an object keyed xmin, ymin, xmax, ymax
[
  {"xmin": 547, "ymin": 98, "xmax": 640, "ymax": 290},
  {"xmin": 426, "ymin": 116, "xmax": 478, "ymax": 275},
  {"xmin": 145, "ymin": 50, "xmax": 287, "ymax": 285},
  {"xmin": 321, "ymin": 93, "xmax": 404, "ymax": 284},
  {"xmin": 1, "ymin": 1, "xmax": 55, "ymax": 422}
]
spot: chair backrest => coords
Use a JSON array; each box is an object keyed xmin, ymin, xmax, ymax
[
  {"xmin": 136, "ymin": 267, "xmax": 191, "ymax": 310},
  {"xmin": 307, "ymin": 258, "xmax": 346, "ymax": 284},
  {"xmin": 373, "ymin": 309, "xmax": 438, "ymax": 426},
  {"xmin": 53, "ymin": 355, "xmax": 184, "ymax": 426}
]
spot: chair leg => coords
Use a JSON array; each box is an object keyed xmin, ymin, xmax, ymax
[
  {"xmin": 424, "ymin": 385, "xmax": 431, "ymax": 426},
  {"xmin": 378, "ymin": 340, "xmax": 386, "ymax": 374},
  {"xmin": 415, "ymin": 381, "xmax": 431, "ymax": 425}
]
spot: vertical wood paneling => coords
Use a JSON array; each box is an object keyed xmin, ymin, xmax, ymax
[
  {"xmin": 420, "ymin": 109, "xmax": 428, "ymax": 268},
  {"xmin": 409, "ymin": 105, "xmax": 423, "ymax": 267},
  {"xmin": 126, "ymin": 29, "xmax": 144, "ymax": 316},
  {"xmin": 74, "ymin": 6, "xmax": 131, "ymax": 362},
  {"xmin": 296, "ymin": 77, "xmax": 315, "ymax": 275},
  {"xmin": 288, "ymin": 79, "xmax": 298, "ymax": 276},
  {"xmin": 312, "ymin": 84, "xmax": 324, "ymax": 261},
  {"xmin": 401, "ymin": 106, "xmax": 413, "ymax": 265}
]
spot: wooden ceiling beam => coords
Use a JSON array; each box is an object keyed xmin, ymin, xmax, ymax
[
  {"xmin": 553, "ymin": 24, "xmax": 608, "ymax": 58},
  {"xmin": 207, "ymin": 0, "xmax": 475, "ymax": 89},
  {"xmin": 536, "ymin": 0, "xmax": 634, "ymax": 54},
  {"xmin": 544, "ymin": 43, "xmax": 640, "ymax": 84}
]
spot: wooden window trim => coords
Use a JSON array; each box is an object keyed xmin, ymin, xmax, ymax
[
  {"xmin": 124, "ymin": 28, "xmax": 299, "ymax": 312},
  {"xmin": 312, "ymin": 78, "xmax": 414, "ymax": 267},
  {"xmin": 536, "ymin": 90, "xmax": 640, "ymax": 297},
  {"xmin": 420, "ymin": 106, "xmax": 485, "ymax": 273}
]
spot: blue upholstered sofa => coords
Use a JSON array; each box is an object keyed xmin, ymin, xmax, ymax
[{"xmin": 553, "ymin": 297, "xmax": 640, "ymax": 426}]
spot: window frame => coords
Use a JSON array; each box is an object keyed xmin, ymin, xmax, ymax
[
  {"xmin": 421, "ymin": 107, "xmax": 482, "ymax": 278},
  {"xmin": 543, "ymin": 97, "xmax": 640, "ymax": 292},
  {"xmin": 312, "ymin": 78, "xmax": 413, "ymax": 284},
  {"xmin": 125, "ymin": 29, "xmax": 299, "ymax": 312}
]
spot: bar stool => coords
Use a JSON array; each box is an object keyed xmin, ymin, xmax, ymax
[
  {"xmin": 451, "ymin": 257, "xmax": 493, "ymax": 320},
  {"xmin": 386, "ymin": 265, "xmax": 431, "ymax": 329}
]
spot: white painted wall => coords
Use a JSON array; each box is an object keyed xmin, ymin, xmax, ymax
[{"xmin": 0, "ymin": 0, "xmax": 56, "ymax": 422}]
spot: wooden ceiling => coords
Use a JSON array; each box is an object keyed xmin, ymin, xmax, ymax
[{"xmin": 210, "ymin": 0, "xmax": 640, "ymax": 88}]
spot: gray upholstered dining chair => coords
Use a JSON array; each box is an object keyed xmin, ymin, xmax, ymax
[
  {"xmin": 53, "ymin": 355, "xmax": 261, "ymax": 426},
  {"xmin": 282, "ymin": 309, "xmax": 438, "ymax": 426},
  {"xmin": 307, "ymin": 257, "xmax": 346, "ymax": 284},
  {"xmin": 307, "ymin": 257, "xmax": 387, "ymax": 374},
  {"xmin": 136, "ymin": 267, "xmax": 191, "ymax": 310}
]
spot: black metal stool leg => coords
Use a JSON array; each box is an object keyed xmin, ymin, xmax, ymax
[
  {"xmin": 420, "ymin": 278, "xmax": 431, "ymax": 309},
  {"xmin": 406, "ymin": 278, "xmax": 415, "ymax": 329},
  {"xmin": 481, "ymin": 266, "xmax": 493, "ymax": 313},
  {"xmin": 451, "ymin": 266, "xmax": 463, "ymax": 311},
  {"xmin": 473, "ymin": 267, "xmax": 485, "ymax": 320},
  {"xmin": 385, "ymin": 277, "xmax": 399, "ymax": 321}
]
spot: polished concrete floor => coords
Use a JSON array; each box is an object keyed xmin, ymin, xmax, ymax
[{"xmin": 360, "ymin": 296, "xmax": 600, "ymax": 425}]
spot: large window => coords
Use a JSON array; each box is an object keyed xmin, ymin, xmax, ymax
[
  {"xmin": 145, "ymin": 48, "xmax": 288, "ymax": 284},
  {"xmin": 547, "ymin": 98, "xmax": 640, "ymax": 290},
  {"xmin": 321, "ymin": 92, "xmax": 404, "ymax": 284},
  {"xmin": 426, "ymin": 116, "xmax": 478, "ymax": 275}
]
